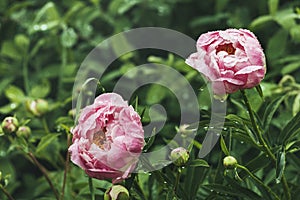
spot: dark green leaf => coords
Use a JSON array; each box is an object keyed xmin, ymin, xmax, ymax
[
  {"xmin": 189, "ymin": 159, "xmax": 209, "ymax": 167},
  {"xmin": 220, "ymin": 135, "xmax": 229, "ymax": 156},
  {"xmin": 279, "ymin": 111, "xmax": 300, "ymax": 144},
  {"xmin": 275, "ymin": 148, "xmax": 286, "ymax": 183},
  {"xmin": 262, "ymin": 95, "xmax": 285, "ymax": 131}
]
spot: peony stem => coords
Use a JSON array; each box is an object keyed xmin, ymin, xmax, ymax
[
  {"xmin": 42, "ymin": 117, "xmax": 50, "ymax": 133},
  {"xmin": 240, "ymin": 90, "xmax": 275, "ymax": 159},
  {"xmin": 236, "ymin": 164, "xmax": 280, "ymax": 200},
  {"xmin": 60, "ymin": 133, "xmax": 71, "ymax": 200},
  {"xmin": 0, "ymin": 186, "xmax": 15, "ymax": 200},
  {"xmin": 240, "ymin": 90, "xmax": 291, "ymax": 200},
  {"xmin": 88, "ymin": 177, "xmax": 95, "ymax": 200},
  {"xmin": 173, "ymin": 168, "xmax": 181, "ymax": 194},
  {"xmin": 28, "ymin": 152, "xmax": 60, "ymax": 200},
  {"xmin": 22, "ymin": 54, "xmax": 30, "ymax": 94}
]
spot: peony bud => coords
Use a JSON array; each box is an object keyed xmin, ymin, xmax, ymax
[
  {"xmin": 16, "ymin": 126, "xmax": 31, "ymax": 138},
  {"xmin": 68, "ymin": 109, "xmax": 76, "ymax": 118},
  {"xmin": 170, "ymin": 147, "xmax": 189, "ymax": 167},
  {"xmin": 27, "ymin": 99, "xmax": 49, "ymax": 116},
  {"xmin": 104, "ymin": 185, "xmax": 129, "ymax": 200},
  {"xmin": 1, "ymin": 117, "xmax": 19, "ymax": 134},
  {"xmin": 223, "ymin": 156, "xmax": 238, "ymax": 169}
]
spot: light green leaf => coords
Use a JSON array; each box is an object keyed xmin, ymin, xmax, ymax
[
  {"xmin": 189, "ymin": 159, "xmax": 209, "ymax": 167},
  {"xmin": 5, "ymin": 85, "xmax": 25, "ymax": 103},
  {"xmin": 220, "ymin": 135, "xmax": 229, "ymax": 156},
  {"xmin": 292, "ymin": 93, "xmax": 300, "ymax": 116},
  {"xmin": 281, "ymin": 61, "xmax": 300, "ymax": 75},
  {"xmin": 36, "ymin": 133, "xmax": 60, "ymax": 153},
  {"xmin": 266, "ymin": 29, "xmax": 288, "ymax": 60},
  {"xmin": 268, "ymin": 0, "xmax": 279, "ymax": 15},
  {"xmin": 275, "ymin": 148, "xmax": 286, "ymax": 183},
  {"xmin": 30, "ymin": 79, "xmax": 51, "ymax": 98}
]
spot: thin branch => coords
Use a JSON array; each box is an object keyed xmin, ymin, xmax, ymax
[
  {"xmin": 0, "ymin": 186, "xmax": 15, "ymax": 200},
  {"xmin": 28, "ymin": 152, "xmax": 59, "ymax": 200}
]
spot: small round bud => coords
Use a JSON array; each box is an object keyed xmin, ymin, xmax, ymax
[
  {"xmin": 1, "ymin": 117, "xmax": 19, "ymax": 134},
  {"xmin": 27, "ymin": 99, "xmax": 49, "ymax": 116},
  {"xmin": 68, "ymin": 109, "xmax": 76, "ymax": 118},
  {"xmin": 170, "ymin": 147, "xmax": 189, "ymax": 167},
  {"xmin": 16, "ymin": 126, "xmax": 31, "ymax": 138},
  {"xmin": 104, "ymin": 185, "xmax": 129, "ymax": 200},
  {"xmin": 223, "ymin": 156, "xmax": 238, "ymax": 169}
]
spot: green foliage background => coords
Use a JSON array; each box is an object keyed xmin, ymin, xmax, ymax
[{"xmin": 0, "ymin": 0, "xmax": 300, "ymax": 199}]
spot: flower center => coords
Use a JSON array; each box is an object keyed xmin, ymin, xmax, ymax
[
  {"xmin": 216, "ymin": 43, "xmax": 236, "ymax": 55},
  {"xmin": 92, "ymin": 129, "xmax": 106, "ymax": 149}
]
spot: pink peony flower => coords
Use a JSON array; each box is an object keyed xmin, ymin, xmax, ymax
[
  {"xmin": 69, "ymin": 93, "xmax": 144, "ymax": 183},
  {"xmin": 186, "ymin": 29, "xmax": 266, "ymax": 99}
]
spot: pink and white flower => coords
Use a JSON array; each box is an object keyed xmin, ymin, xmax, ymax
[
  {"xmin": 69, "ymin": 93, "xmax": 144, "ymax": 183},
  {"xmin": 186, "ymin": 29, "xmax": 266, "ymax": 98}
]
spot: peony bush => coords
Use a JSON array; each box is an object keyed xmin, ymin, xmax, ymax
[{"xmin": 1, "ymin": 1, "xmax": 300, "ymax": 200}]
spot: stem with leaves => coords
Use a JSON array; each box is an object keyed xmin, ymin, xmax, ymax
[
  {"xmin": 236, "ymin": 164, "xmax": 280, "ymax": 200},
  {"xmin": 240, "ymin": 90, "xmax": 291, "ymax": 200}
]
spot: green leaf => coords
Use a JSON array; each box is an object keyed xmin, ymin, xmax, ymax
[
  {"xmin": 0, "ymin": 103, "xmax": 19, "ymax": 114},
  {"xmin": 29, "ymin": 2, "xmax": 60, "ymax": 34},
  {"xmin": 146, "ymin": 84, "xmax": 167, "ymax": 104},
  {"xmin": 262, "ymin": 95, "xmax": 285, "ymax": 131},
  {"xmin": 220, "ymin": 135, "xmax": 229, "ymax": 156},
  {"xmin": 0, "ymin": 78, "xmax": 14, "ymax": 97},
  {"xmin": 266, "ymin": 29, "xmax": 288, "ymax": 60},
  {"xmin": 281, "ymin": 61, "xmax": 300, "ymax": 75},
  {"xmin": 5, "ymin": 85, "xmax": 25, "ymax": 103},
  {"xmin": 274, "ymin": 8, "xmax": 298, "ymax": 30},
  {"xmin": 268, "ymin": 0, "xmax": 279, "ymax": 15},
  {"xmin": 36, "ymin": 133, "xmax": 60, "ymax": 153},
  {"xmin": 204, "ymin": 183, "xmax": 262, "ymax": 199},
  {"xmin": 239, "ymin": 153, "xmax": 271, "ymax": 179},
  {"xmin": 255, "ymin": 85, "xmax": 264, "ymax": 100},
  {"xmin": 1, "ymin": 41, "xmax": 22, "ymax": 60},
  {"xmin": 275, "ymin": 148, "xmax": 286, "ymax": 183},
  {"xmin": 189, "ymin": 159, "xmax": 209, "ymax": 167},
  {"xmin": 118, "ymin": 0, "xmax": 140, "ymax": 15},
  {"xmin": 290, "ymin": 25, "xmax": 300, "ymax": 43},
  {"xmin": 143, "ymin": 128, "xmax": 156, "ymax": 152},
  {"xmin": 292, "ymin": 93, "xmax": 300, "ymax": 116},
  {"xmin": 279, "ymin": 111, "xmax": 300, "ymax": 144},
  {"xmin": 249, "ymin": 15, "xmax": 273, "ymax": 29},
  {"xmin": 30, "ymin": 79, "xmax": 51, "ymax": 98}
]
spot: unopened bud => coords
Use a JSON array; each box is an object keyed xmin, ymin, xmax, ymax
[
  {"xmin": 104, "ymin": 185, "xmax": 129, "ymax": 200},
  {"xmin": 68, "ymin": 109, "xmax": 76, "ymax": 118},
  {"xmin": 27, "ymin": 99, "xmax": 49, "ymax": 116},
  {"xmin": 223, "ymin": 156, "xmax": 238, "ymax": 169},
  {"xmin": 1, "ymin": 117, "xmax": 19, "ymax": 134},
  {"xmin": 170, "ymin": 147, "xmax": 189, "ymax": 167},
  {"xmin": 16, "ymin": 126, "xmax": 31, "ymax": 138}
]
